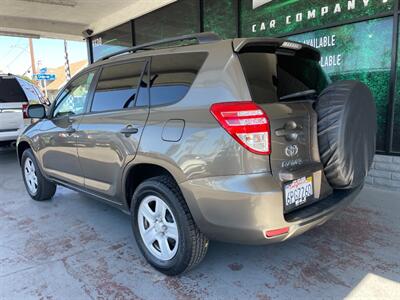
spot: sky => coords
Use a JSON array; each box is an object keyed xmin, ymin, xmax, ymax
[{"xmin": 0, "ymin": 36, "xmax": 87, "ymax": 76}]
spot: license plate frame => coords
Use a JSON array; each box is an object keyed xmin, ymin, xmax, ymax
[{"xmin": 284, "ymin": 176, "xmax": 314, "ymax": 213}]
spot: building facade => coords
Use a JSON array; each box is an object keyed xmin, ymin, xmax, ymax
[{"xmin": 86, "ymin": 0, "xmax": 400, "ymax": 190}]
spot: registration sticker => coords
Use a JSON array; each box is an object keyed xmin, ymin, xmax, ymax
[{"xmin": 284, "ymin": 176, "xmax": 313, "ymax": 212}]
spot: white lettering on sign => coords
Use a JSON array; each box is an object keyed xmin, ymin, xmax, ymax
[
  {"xmin": 300, "ymin": 35, "xmax": 342, "ymax": 69},
  {"xmin": 334, "ymin": 3, "xmax": 342, "ymax": 13},
  {"xmin": 321, "ymin": 6, "xmax": 329, "ymax": 16},
  {"xmin": 251, "ymin": 0, "xmax": 389, "ymax": 33},
  {"xmin": 308, "ymin": 9, "xmax": 317, "ymax": 19},
  {"xmin": 92, "ymin": 37, "xmax": 102, "ymax": 47},
  {"xmin": 320, "ymin": 55, "xmax": 342, "ymax": 67},
  {"xmin": 302, "ymin": 35, "xmax": 337, "ymax": 48},
  {"xmin": 348, "ymin": 0, "xmax": 356, "ymax": 10}
]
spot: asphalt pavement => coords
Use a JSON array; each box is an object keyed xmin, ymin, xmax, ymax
[{"xmin": 0, "ymin": 146, "xmax": 399, "ymax": 300}]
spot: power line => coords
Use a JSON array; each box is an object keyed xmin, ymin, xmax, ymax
[
  {"xmin": 6, "ymin": 47, "xmax": 29, "ymax": 69},
  {"xmin": 0, "ymin": 39, "xmax": 24, "ymax": 63}
]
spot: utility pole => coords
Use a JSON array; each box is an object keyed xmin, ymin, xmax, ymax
[
  {"xmin": 28, "ymin": 38, "xmax": 37, "ymax": 76},
  {"xmin": 64, "ymin": 40, "xmax": 71, "ymax": 81}
]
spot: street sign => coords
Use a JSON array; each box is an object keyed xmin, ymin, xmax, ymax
[
  {"xmin": 39, "ymin": 67, "xmax": 47, "ymax": 74},
  {"xmin": 35, "ymin": 74, "xmax": 56, "ymax": 80}
]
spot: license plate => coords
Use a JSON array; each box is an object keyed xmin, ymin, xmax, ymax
[{"xmin": 284, "ymin": 176, "xmax": 314, "ymax": 212}]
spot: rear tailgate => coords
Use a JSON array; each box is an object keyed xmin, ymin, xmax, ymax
[
  {"xmin": 235, "ymin": 38, "xmax": 333, "ymax": 212},
  {"xmin": 0, "ymin": 76, "xmax": 28, "ymax": 131}
]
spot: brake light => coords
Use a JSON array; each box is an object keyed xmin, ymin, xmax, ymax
[
  {"xmin": 210, "ymin": 101, "xmax": 271, "ymax": 155},
  {"xmin": 22, "ymin": 103, "xmax": 29, "ymax": 119}
]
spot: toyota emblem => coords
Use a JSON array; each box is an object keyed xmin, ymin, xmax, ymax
[{"xmin": 285, "ymin": 145, "xmax": 299, "ymax": 157}]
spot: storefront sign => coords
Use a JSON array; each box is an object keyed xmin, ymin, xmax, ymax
[{"xmin": 241, "ymin": 0, "xmax": 394, "ymax": 36}]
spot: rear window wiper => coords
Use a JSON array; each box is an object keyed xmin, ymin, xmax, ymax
[{"xmin": 280, "ymin": 89, "xmax": 317, "ymax": 101}]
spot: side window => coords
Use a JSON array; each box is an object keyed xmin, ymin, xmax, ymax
[
  {"xmin": 53, "ymin": 71, "xmax": 95, "ymax": 117},
  {"xmin": 149, "ymin": 52, "xmax": 207, "ymax": 107},
  {"xmin": 91, "ymin": 61, "xmax": 147, "ymax": 112}
]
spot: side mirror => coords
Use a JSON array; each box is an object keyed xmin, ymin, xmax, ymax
[{"xmin": 27, "ymin": 104, "xmax": 46, "ymax": 119}]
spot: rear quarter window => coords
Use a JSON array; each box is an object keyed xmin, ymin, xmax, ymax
[
  {"xmin": 146, "ymin": 52, "xmax": 207, "ymax": 107},
  {"xmin": 239, "ymin": 52, "xmax": 330, "ymax": 104}
]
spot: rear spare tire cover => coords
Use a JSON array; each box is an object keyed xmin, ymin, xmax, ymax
[{"xmin": 316, "ymin": 80, "xmax": 376, "ymax": 189}]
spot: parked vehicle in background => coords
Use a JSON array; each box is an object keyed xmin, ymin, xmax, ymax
[
  {"xmin": 17, "ymin": 33, "xmax": 376, "ymax": 276},
  {"xmin": 0, "ymin": 74, "xmax": 46, "ymax": 146}
]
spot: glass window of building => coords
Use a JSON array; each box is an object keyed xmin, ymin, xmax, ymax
[
  {"xmin": 393, "ymin": 20, "xmax": 400, "ymax": 152},
  {"xmin": 289, "ymin": 17, "xmax": 394, "ymax": 151},
  {"xmin": 92, "ymin": 22, "xmax": 133, "ymax": 61},
  {"xmin": 203, "ymin": 0, "xmax": 238, "ymax": 39},
  {"xmin": 240, "ymin": 0, "xmax": 394, "ymax": 37},
  {"xmin": 85, "ymin": 0, "xmax": 400, "ymax": 155},
  {"xmin": 134, "ymin": 0, "xmax": 200, "ymax": 45}
]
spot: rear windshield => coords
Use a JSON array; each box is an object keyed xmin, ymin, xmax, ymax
[
  {"xmin": 16, "ymin": 77, "xmax": 44, "ymax": 103},
  {"xmin": 239, "ymin": 52, "xmax": 330, "ymax": 103},
  {"xmin": 0, "ymin": 76, "xmax": 28, "ymax": 103}
]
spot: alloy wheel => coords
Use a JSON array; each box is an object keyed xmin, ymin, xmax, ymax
[
  {"xmin": 24, "ymin": 158, "xmax": 38, "ymax": 195},
  {"xmin": 138, "ymin": 195, "xmax": 179, "ymax": 261}
]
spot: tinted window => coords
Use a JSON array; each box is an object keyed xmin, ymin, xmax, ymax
[
  {"xmin": 91, "ymin": 61, "xmax": 147, "ymax": 112},
  {"xmin": 149, "ymin": 53, "xmax": 207, "ymax": 106},
  {"xmin": 239, "ymin": 52, "xmax": 330, "ymax": 103},
  {"xmin": 16, "ymin": 78, "xmax": 44, "ymax": 103},
  {"xmin": 53, "ymin": 71, "xmax": 95, "ymax": 117},
  {"xmin": 0, "ymin": 76, "xmax": 28, "ymax": 103}
]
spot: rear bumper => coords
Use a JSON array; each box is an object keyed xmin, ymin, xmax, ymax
[{"xmin": 180, "ymin": 173, "xmax": 362, "ymax": 245}]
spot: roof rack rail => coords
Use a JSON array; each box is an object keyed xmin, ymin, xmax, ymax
[{"xmin": 100, "ymin": 32, "xmax": 221, "ymax": 61}]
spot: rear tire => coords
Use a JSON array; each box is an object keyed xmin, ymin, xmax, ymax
[
  {"xmin": 131, "ymin": 175, "xmax": 209, "ymax": 276},
  {"xmin": 21, "ymin": 149, "xmax": 56, "ymax": 201}
]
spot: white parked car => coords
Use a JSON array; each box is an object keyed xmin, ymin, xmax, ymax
[{"xmin": 0, "ymin": 74, "xmax": 45, "ymax": 145}]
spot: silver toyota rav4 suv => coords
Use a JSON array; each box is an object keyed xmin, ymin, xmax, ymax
[{"xmin": 17, "ymin": 33, "xmax": 376, "ymax": 275}]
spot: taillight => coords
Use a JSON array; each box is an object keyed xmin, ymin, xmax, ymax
[
  {"xmin": 210, "ymin": 101, "xmax": 271, "ymax": 155},
  {"xmin": 22, "ymin": 103, "xmax": 29, "ymax": 119}
]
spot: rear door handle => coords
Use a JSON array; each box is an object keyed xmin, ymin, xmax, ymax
[
  {"xmin": 275, "ymin": 127, "xmax": 303, "ymax": 137},
  {"xmin": 65, "ymin": 126, "xmax": 76, "ymax": 135},
  {"xmin": 275, "ymin": 121, "xmax": 303, "ymax": 141},
  {"xmin": 120, "ymin": 125, "xmax": 139, "ymax": 137}
]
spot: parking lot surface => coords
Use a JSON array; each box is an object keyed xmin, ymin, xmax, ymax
[{"xmin": 0, "ymin": 146, "xmax": 399, "ymax": 300}]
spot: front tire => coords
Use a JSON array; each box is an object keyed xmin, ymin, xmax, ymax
[
  {"xmin": 131, "ymin": 175, "xmax": 209, "ymax": 276},
  {"xmin": 21, "ymin": 149, "xmax": 56, "ymax": 201}
]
